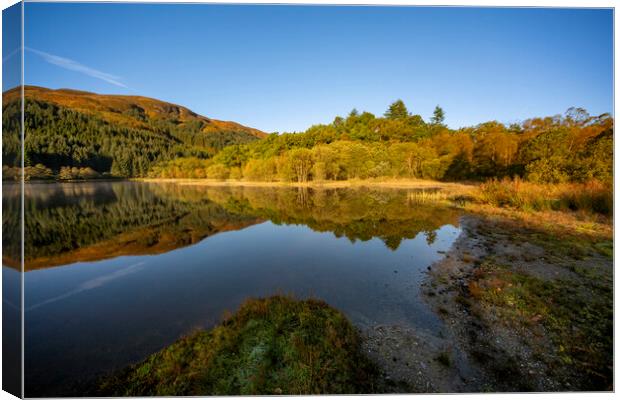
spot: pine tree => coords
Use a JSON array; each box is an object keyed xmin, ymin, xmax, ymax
[
  {"xmin": 431, "ymin": 105, "xmax": 445, "ymax": 125},
  {"xmin": 384, "ymin": 100, "xmax": 409, "ymax": 120}
]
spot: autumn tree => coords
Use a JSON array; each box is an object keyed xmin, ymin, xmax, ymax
[{"xmin": 288, "ymin": 148, "xmax": 314, "ymax": 182}]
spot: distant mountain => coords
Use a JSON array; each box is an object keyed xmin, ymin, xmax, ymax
[{"xmin": 2, "ymin": 86, "xmax": 267, "ymax": 177}]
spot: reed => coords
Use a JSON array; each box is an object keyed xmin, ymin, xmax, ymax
[{"xmin": 476, "ymin": 178, "xmax": 612, "ymax": 216}]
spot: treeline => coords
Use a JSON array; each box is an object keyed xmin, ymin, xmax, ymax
[
  {"xmin": 149, "ymin": 101, "xmax": 612, "ymax": 184},
  {"xmin": 2, "ymin": 98, "xmax": 261, "ymax": 178}
]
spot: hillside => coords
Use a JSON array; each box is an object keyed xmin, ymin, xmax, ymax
[{"xmin": 2, "ymin": 86, "xmax": 266, "ymax": 177}]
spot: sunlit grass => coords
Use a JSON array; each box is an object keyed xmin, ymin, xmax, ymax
[{"xmin": 475, "ymin": 178, "xmax": 612, "ymax": 216}]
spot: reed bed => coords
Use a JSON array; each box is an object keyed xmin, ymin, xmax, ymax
[{"xmin": 475, "ymin": 178, "xmax": 612, "ymax": 216}]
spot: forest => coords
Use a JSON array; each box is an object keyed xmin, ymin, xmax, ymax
[
  {"xmin": 3, "ymin": 89, "xmax": 612, "ymax": 186},
  {"xmin": 2, "ymin": 87, "xmax": 264, "ymax": 179},
  {"xmin": 149, "ymin": 101, "xmax": 613, "ymax": 185}
]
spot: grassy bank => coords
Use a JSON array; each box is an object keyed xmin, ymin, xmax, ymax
[
  {"xmin": 464, "ymin": 179, "xmax": 612, "ymax": 252},
  {"xmin": 97, "ymin": 296, "xmax": 378, "ymax": 396},
  {"xmin": 475, "ymin": 178, "xmax": 612, "ymax": 216}
]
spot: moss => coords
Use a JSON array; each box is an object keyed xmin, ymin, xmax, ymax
[{"xmin": 97, "ymin": 296, "xmax": 378, "ymax": 395}]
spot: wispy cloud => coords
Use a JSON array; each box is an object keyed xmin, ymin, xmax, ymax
[
  {"xmin": 26, "ymin": 47, "xmax": 127, "ymax": 88},
  {"xmin": 2, "ymin": 46, "xmax": 21, "ymax": 64}
]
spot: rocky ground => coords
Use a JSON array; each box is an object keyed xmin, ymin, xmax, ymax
[{"xmin": 362, "ymin": 213, "xmax": 613, "ymax": 393}]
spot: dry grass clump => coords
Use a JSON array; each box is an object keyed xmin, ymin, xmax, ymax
[{"xmin": 476, "ymin": 178, "xmax": 612, "ymax": 216}]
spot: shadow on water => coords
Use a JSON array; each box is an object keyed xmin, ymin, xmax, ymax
[{"xmin": 4, "ymin": 182, "xmax": 463, "ymax": 396}]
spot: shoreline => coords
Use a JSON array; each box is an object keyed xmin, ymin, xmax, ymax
[
  {"xmin": 420, "ymin": 214, "xmax": 612, "ymax": 391},
  {"xmin": 135, "ymin": 177, "xmax": 477, "ymax": 191}
]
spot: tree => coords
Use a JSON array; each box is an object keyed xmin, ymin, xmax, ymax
[
  {"xmin": 111, "ymin": 156, "xmax": 131, "ymax": 177},
  {"xmin": 312, "ymin": 145, "xmax": 341, "ymax": 180},
  {"xmin": 206, "ymin": 164, "xmax": 230, "ymax": 180},
  {"xmin": 431, "ymin": 106, "xmax": 445, "ymax": 125},
  {"xmin": 242, "ymin": 159, "xmax": 276, "ymax": 181},
  {"xmin": 384, "ymin": 100, "xmax": 409, "ymax": 120},
  {"xmin": 288, "ymin": 148, "xmax": 314, "ymax": 183}
]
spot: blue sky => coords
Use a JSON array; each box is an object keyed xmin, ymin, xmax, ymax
[
  {"xmin": 20, "ymin": 4, "xmax": 613, "ymax": 133},
  {"xmin": 3, "ymin": 3, "xmax": 21, "ymax": 92}
]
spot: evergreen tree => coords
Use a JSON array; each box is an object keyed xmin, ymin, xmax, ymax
[
  {"xmin": 384, "ymin": 100, "xmax": 409, "ymax": 120},
  {"xmin": 431, "ymin": 105, "xmax": 445, "ymax": 125}
]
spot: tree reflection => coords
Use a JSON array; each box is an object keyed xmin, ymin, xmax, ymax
[{"xmin": 4, "ymin": 183, "xmax": 460, "ymax": 270}]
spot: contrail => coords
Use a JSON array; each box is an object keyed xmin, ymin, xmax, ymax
[
  {"xmin": 2, "ymin": 46, "xmax": 20, "ymax": 64},
  {"xmin": 26, "ymin": 46, "xmax": 127, "ymax": 88}
]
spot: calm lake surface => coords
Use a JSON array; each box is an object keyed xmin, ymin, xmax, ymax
[{"xmin": 3, "ymin": 182, "xmax": 463, "ymax": 396}]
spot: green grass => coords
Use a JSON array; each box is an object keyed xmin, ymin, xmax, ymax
[
  {"xmin": 593, "ymin": 240, "xmax": 613, "ymax": 258},
  {"xmin": 97, "ymin": 296, "xmax": 378, "ymax": 395}
]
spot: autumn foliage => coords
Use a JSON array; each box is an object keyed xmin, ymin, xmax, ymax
[{"xmin": 150, "ymin": 102, "xmax": 611, "ymax": 186}]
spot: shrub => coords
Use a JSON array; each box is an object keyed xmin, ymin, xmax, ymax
[
  {"xmin": 24, "ymin": 164, "xmax": 54, "ymax": 181},
  {"xmin": 77, "ymin": 167, "xmax": 100, "ymax": 180},
  {"xmin": 58, "ymin": 166, "xmax": 76, "ymax": 180},
  {"xmin": 2, "ymin": 166, "xmax": 20, "ymax": 181}
]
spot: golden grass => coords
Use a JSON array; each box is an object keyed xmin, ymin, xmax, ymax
[{"xmin": 475, "ymin": 178, "xmax": 612, "ymax": 216}]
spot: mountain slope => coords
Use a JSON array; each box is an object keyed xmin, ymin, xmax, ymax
[
  {"xmin": 2, "ymin": 86, "xmax": 266, "ymax": 177},
  {"xmin": 4, "ymin": 86, "xmax": 267, "ymax": 138}
]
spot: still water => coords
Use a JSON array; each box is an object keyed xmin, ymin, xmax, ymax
[{"xmin": 3, "ymin": 182, "xmax": 462, "ymax": 396}]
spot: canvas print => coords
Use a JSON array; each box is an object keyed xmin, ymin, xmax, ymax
[{"xmin": 1, "ymin": 2, "xmax": 614, "ymax": 397}]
